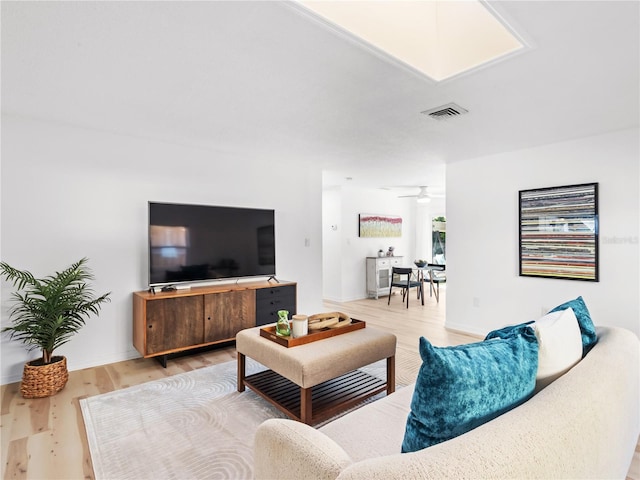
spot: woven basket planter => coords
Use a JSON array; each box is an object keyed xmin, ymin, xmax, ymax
[{"xmin": 21, "ymin": 356, "xmax": 68, "ymax": 399}]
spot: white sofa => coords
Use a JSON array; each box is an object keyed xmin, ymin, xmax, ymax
[{"xmin": 254, "ymin": 326, "xmax": 639, "ymax": 479}]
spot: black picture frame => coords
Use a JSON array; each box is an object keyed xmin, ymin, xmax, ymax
[{"xmin": 519, "ymin": 183, "xmax": 599, "ymax": 281}]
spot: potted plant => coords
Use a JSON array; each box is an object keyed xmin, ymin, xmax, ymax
[
  {"xmin": 0, "ymin": 257, "xmax": 110, "ymax": 398},
  {"xmin": 432, "ymin": 216, "xmax": 447, "ymax": 233}
]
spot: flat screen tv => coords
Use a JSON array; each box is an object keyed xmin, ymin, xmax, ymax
[{"xmin": 148, "ymin": 202, "xmax": 275, "ymax": 287}]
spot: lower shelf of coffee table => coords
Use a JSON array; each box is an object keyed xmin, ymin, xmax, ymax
[{"xmin": 244, "ymin": 369, "xmax": 387, "ymax": 425}]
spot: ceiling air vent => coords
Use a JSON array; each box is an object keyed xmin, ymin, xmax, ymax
[{"xmin": 421, "ymin": 102, "xmax": 468, "ymax": 120}]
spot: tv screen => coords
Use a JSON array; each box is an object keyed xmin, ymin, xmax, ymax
[{"xmin": 148, "ymin": 202, "xmax": 275, "ymax": 286}]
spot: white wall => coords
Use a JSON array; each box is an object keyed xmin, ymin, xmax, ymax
[
  {"xmin": 322, "ymin": 185, "xmax": 446, "ymax": 302},
  {"xmin": 446, "ymin": 128, "xmax": 639, "ymax": 337},
  {"xmin": 1, "ymin": 115, "xmax": 324, "ymax": 384},
  {"xmin": 322, "ymin": 186, "xmax": 343, "ymax": 301}
]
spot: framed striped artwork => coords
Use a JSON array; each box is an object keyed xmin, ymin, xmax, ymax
[{"xmin": 519, "ymin": 183, "xmax": 599, "ymax": 281}]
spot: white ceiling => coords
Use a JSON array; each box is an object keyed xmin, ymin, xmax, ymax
[{"xmin": 2, "ymin": 1, "xmax": 638, "ymax": 193}]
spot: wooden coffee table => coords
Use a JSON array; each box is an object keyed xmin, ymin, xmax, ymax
[{"xmin": 236, "ymin": 324, "xmax": 396, "ymax": 425}]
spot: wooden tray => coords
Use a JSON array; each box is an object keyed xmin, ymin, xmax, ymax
[{"xmin": 260, "ymin": 318, "xmax": 366, "ymax": 347}]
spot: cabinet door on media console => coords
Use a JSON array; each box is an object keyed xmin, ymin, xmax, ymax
[
  {"xmin": 204, "ymin": 290, "xmax": 256, "ymax": 342},
  {"xmin": 145, "ymin": 296, "xmax": 204, "ymax": 354}
]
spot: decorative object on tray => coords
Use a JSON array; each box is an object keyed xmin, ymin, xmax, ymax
[
  {"xmin": 291, "ymin": 314, "xmax": 308, "ymax": 338},
  {"xmin": 275, "ymin": 309, "xmax": 290, "ymax": 337},
  {"xmin": 260, "ymin": 317, "xmax": 365, "ymax": 347},
  {"xmin": 308, "ymin": 312, "xmax": 352, "ymax": 330},
  {"xmin": 414, "ymin": 259, "xmax": 427, "ymax": 267},
  {"xmin": 0, "ymin": 257, "xmax": 111, "ymax": 398}
]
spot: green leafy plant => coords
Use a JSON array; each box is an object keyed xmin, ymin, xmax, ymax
[{"xmin": 0, "ymin": 258, "xmax": 111, "ymax": 365}]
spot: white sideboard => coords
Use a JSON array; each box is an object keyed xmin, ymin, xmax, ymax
[{"xmin": 366, "ymin": 256, "xmax": 404, "ymax": 299}]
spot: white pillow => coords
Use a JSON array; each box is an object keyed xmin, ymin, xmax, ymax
[{"xmin": 532, "ymin": 308, "xmax": 583, "ymax": 392}]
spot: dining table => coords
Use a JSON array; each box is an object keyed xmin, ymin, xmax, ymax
[{"xmin": 410, "ymin": 264, "xmax": 442, "ymax": 304}]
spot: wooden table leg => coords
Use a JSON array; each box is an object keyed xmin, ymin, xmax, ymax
[
  {"xmin": 237, "ymin": 352, "xmax": 246, "ymax": 392},
  {"xmin": 432, "ymin": 277, "xmax": 439, "ymax": 303},
  {"xmin": 387, "ymin": 355, "xmax": 396, "ymax": 394},
  {"xmin": 416, "ymin": 269, "xmax": 425, "ymax": 305},
  {"xmin": 300, "ymin": 387, "xmax": 312, "ymax": 424}
]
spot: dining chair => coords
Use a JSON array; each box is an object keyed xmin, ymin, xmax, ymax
[
  {"xmin": 388, "ymin": 267, "xmax": 422, "ymax": 308},
  {"xmin": 424, "ymin": 263, "xmax": 446, "ymax": 303}
]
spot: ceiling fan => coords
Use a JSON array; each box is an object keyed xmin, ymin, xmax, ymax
[{"xmin": 398, "ymin": 186, "xmax": 444, "ymax": 203}]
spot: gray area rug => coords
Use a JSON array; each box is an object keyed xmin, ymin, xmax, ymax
[{"xmin": 80, "ymin": 358, "xmax": 395, "ymax": 480}]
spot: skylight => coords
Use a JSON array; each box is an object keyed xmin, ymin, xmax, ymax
[{"xmin": 298, "ymin": 0, "xmax": 525, "ymax": 81}]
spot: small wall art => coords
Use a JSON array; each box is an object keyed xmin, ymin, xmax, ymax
[
  {"xmin": 519, "ymin": 182, "xmax": 598, "ymax": 281},
  {"xmin": 359, "ymin": 214, "xmax": 402, "ymax": 238}
]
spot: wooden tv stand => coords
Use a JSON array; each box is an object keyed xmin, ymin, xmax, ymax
[{"xmin": 132, "ymin": 280, "xmax": 296, "ymax": 366}]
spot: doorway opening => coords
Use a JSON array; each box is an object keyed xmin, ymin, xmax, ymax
[{"xmin": 432, "ymin": 216, "xmax": 446, "ymax": 264}]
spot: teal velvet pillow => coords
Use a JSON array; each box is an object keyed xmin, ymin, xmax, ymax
[
  {"xmin": 401, "ymin": 330, "xmax": 538, "ymax": 453},
  {"xmin": 549, "ymin": 296, "xmax": 597, "ymax": 356},
  {"xmin": 485, "ymin": 321, "xmax": 534, "ymax": 340}
]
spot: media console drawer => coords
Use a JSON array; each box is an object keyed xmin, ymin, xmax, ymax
[{"xmin": 255, "ymin": 284, "xmax": 297, "ymax": 327}]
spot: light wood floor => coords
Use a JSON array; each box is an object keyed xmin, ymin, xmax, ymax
[{"xmin": 1, "ymin": 287, "xmax": 638, "ymax": 479}]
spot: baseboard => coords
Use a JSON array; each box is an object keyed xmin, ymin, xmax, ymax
[
  {"xmin": 1, "ymin": 349, "xmax": 142, "ymax": 386},
  {"xmin": 323, "ymin": 295, "xmax": 371, "ymax": 303},
  {"xmin": 444, "ymin": 323, "xmax": 486, "ymax": 339}
]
